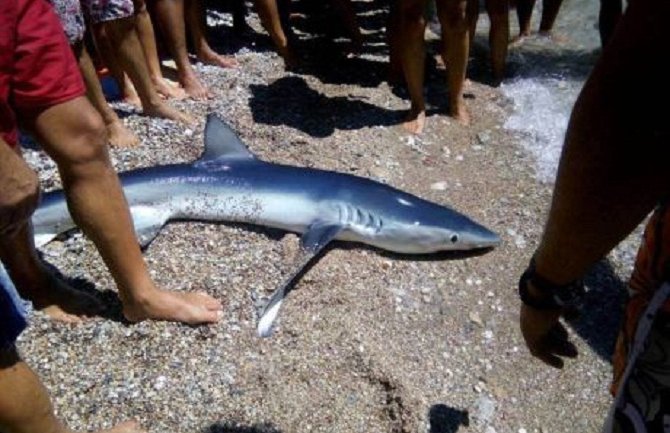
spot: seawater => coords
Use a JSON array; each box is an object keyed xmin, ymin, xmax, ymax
[{"xmin": 497, "ymin": 0, "xmax": 602, "ymax": 183}]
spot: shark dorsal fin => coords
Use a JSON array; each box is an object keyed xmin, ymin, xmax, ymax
[{"xmin": 201, "ymin": 114, "xmax": 256, "ymax": 161}]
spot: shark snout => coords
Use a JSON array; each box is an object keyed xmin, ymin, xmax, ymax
[{"xmin": 461, "ymin": 225, "xmax": 501, "ymax": 249}]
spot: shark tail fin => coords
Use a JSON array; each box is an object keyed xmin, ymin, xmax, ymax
[{"xmin": 200, "ymin": 114, "xmax": 256, "ymax": 162}]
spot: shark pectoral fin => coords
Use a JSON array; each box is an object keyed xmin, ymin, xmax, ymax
[
  {"xmin": 130, "ymin": 206, "xmax": 170, "ymax": 248},
  {"xmin": 257, "ymin": 222, "xmax": 344, "ymax": 338},
  {"xmin": 300, "ymin": 221, "xmax": 344, "ymax": 253}
]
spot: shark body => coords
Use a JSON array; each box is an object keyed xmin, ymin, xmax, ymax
[{"xmin": 33, "ymin": 115, "xmax": 500, "ymax": 336}]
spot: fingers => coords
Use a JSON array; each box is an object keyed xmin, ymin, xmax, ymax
[{"xmin": 530, "ymin": 323, "xmax": 578, "ymax": 369}]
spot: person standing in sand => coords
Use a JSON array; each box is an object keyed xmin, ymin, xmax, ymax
[
  {"xmin": 1, "ymin": 140, "xmax": 145, "ymax": 433},
  {"xmin": 395, "ymin": 0, "xmax": 476, "ymax": 133},
  {"xmin": 49, "ymin": 0, "xmax": 140, "ymax": 147},
  {"xmin": 79, "ymin": 0, "xmax": 195, "ymax": 123},
  {"xmin": 512, "ymin": 0, "xmax": 565, "ymax": 43},
  {"xmin": 1, "ymin": 0, "xmax": 223, "ymax": 325}
]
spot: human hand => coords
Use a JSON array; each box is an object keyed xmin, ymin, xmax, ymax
[{"xmin": 520, "ymin": 304, "xmax": 578, "ymax": 369}]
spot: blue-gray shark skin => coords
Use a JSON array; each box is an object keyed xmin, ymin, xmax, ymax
[{"xmin": 32, "ymin": 115, "xmax": 500, "ymax": 336}]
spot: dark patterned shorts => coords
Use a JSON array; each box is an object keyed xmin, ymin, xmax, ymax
[
  {"xmin": 80, "ymin": 0, "xmax": 133, "ymax": 24},
  {"xmin": 48, "ymin": 0, "xmax": 85, "ymax": 44}
]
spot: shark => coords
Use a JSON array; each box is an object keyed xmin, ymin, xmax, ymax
[{"xmin": 32, "ymin": 115, "xmax": 500, "ymax": 337}]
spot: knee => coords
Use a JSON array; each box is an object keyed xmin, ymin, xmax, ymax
[{"xmin": 62, "ymin": 111, "xmax": 110, "ymax": 171}]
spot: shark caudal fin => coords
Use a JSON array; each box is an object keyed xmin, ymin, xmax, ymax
[{"xmin": 199, "ymin": 114, "xmax": 257, "ymax": 162}]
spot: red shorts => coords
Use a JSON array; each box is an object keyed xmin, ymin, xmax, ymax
[{"xmin": 0, "ymin": 0, "xmax": 85, "ymax": 148}]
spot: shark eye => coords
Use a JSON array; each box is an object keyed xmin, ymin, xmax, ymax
[{"xmin": 450, "ymin": 234, "xmax": 459, "ymax": 243}]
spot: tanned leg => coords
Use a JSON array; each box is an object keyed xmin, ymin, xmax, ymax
[
  {"xmin": 74, "ymin": 42, "xmax": 140, "ymax": 148},
  {"xmin": 253, "ymin": 0, "xmax": 297, "ymax": 68},
  {"xmin": 486, "ymin": 0, "xmax": 509, "ymax": 84},
  {"xmin": 153, "ymin": 0, "xmax": 212, "ymax": 99},
  {"xmin": 599, "ymin": 0, "xmax": 623, "ymax": 47},
  {"xmin": 133, "ymin": 0, "xmax": 186, "ymax": 99},
  {"xmin": 95, "ymin": 16, "xmax": 194, "ymax": 124},
  {"xmin": 538, "ymin": 0, "xmax": 564, "ymax": 34},
  {"xmin": 24, "ymin": 97, "xmax": 223, "ymax": 324},
  {"xmin": 436, "ymin": 0, "xmax": 472, "ymax": 125},
  {"xmin": 185, "ymin": 0, "xmax": 239, "ymax": 68},
  {"xmin": 398, "ymin": 0, "xmax": 428, "ymax": 134},
  {"xmin": 0, "ymin": 347, "xmax": 146, "ymax": 433},
  {"xmin": 514, "ymin": 0, "xmax": 535, "ymax": 40}
]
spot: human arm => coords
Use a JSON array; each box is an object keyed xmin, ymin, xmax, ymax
[{"xmin": 520, "ymin": 0, "xmax": 670, "ymax": 368}]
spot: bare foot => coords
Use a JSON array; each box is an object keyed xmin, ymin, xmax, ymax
[
  {"xmin": 122, "ymin": 81, "xmax": 142, "ymax": 107},
  {"xmin": 107, "ymin": 120, "xmax": 140, "ymax": 148},
  {"xmin": 96, "ymin": 420, "xmax": 147, "ymax": 433},
  {"xmin": 122, "ymin": 288, "xmax": 223, "ymax": 325},
  {"xmin": 450, "ymin": 104, "xmax": 470, "ymax": 126},
  {"xmin": 277, "ymin": 45, "xmax": 299, "ymax": 71},
  {"xmin": 197, "ymin": 48, "xmax": 239, "ymax": 69},
  {"xmin": 402, "ymin": 109, "xmax": 426, "ymax": 135},
  {"xmin": 123, "ymin": 92, "xmax": 142, "ymax": 108},
  {"xmin": 539, "ymin": 30, "xmax": 569, "ymax": 44},
  {"xmin": 181, "ymin": 74, "xmax": 213, "ymax": 101},
  {"xmin": 153, "ymin": 77, "xmax": 187, "ymax": 100},
  {"xmin": 509, "ymin": 32, "xmax": 531, "ymax": 47},
  {"xmin": 14, "ymin": 263, "xmax": 106, "ymax": 323},
  {"xmin": 143, "ymin": 101, "xmax": 196, "ymax": 126}
]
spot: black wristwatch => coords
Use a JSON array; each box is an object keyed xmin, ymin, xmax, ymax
[{"xmin": 518, "ymin": 258, "xmax": 586, "ymax": 310}]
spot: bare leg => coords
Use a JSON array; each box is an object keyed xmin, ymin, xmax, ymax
[
  {"xmin": 153, "ymin": 0, "xmax": 212, "ymax": 99},
  {"xmin": 538, "ymin": 0, "xmax": 564, "ymax": 34},
  {"xmin": 92, "ymin": 24, "xmax": 141, "ymax": 105},
  {"xmin": 328, "ymin": 0, "xmax": 363, "ymax": 51},
  {"xmin": 514, "ymin": 0, "xmax": 535, "ymax": 39},
  {"xmin": 232, "ymin": 0, "xmax": 251, "ymax": 35},
  {"xmin": 1, "ymin": 222, "xmax": 105, "ymax": 323},
  {"xmin": 253, "ymin": 0, "xmax": 297, "ymax": 68},
  {"xmin": 599, "ymin": 0, "xmax": 623, "ymax": 47},
  {"xmin": 24, "ymin": 97, "xmax": 223, "ymax": 324},
  {"xmin": 387, "ymin": 0, "xmax": 404, "ymax": 85},
  {"xmin": 437, "ymin": 0, "xmax": 472, "ymax": 125},
  {"xmin": 0, "ymin": 144, "xmax": 96, "ymax": 323},
  {"xmin": 74, "ymin": 43, "xmax": 140, "ymax": 148},
  {"xmin": 398, "ymin": 0, "xmax": 428, "ymax": 134},
  {"xmin": 0, "ymin": 347, "xmax": 146, "ymax": 433},
  {"xmin": 95, "ymin": 16, "xmax": 195, "ymax": 124},
  {"xmin": 186, "ymin": 0, "xmax": 239, "ymax": 68},
  {"xmin": 486, "ymin": 0, "xmax": 509, "ymax": 84},
  {"xmin": 133, "ymin": 0, "xmax": 186, "ymax": 99}
]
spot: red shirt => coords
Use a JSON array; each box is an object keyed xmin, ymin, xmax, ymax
[{"xmin": 0, "ymin": 0, "xmax": 85, "ymax": 148}]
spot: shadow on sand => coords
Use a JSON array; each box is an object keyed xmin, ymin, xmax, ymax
[
  {"xmin": 205, "ymin": 421, "xmax": 283, "ymax": 433},
  {"xmin": 428, "ymin": 404, "xmax": 470, "ymax": 433},
  {"xmin": 249, "ymin": 76, "xmax": 402, "ymax": 137}
]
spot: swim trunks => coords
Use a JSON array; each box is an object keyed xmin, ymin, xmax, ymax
[
  {"xmin": 80, "ymin": 0, "xmax": 134, "ymax": 24},
  {"xmin": 605, "ymin": 203, "xmax": 670, "ymax": 432},
  {"xmin": 48, "ymin": 0, "xmax": 86, "ymax": 44},
  {"xmin": 0, "ymin": 262, "xmax": 28, "ymax": 350},
  {"xmin": 0, "ymin": 0, "xmax": 86, "ymax": 148}
]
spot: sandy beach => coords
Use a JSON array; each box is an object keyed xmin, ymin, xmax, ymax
[{"xmin": 17, "ymin": 2, "xmax": 644, "ymax": 432}]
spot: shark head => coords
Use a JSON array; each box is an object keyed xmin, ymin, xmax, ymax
[{"xmin": 361, "ymin": 192, "xmax": 501, "ymax": 254}]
